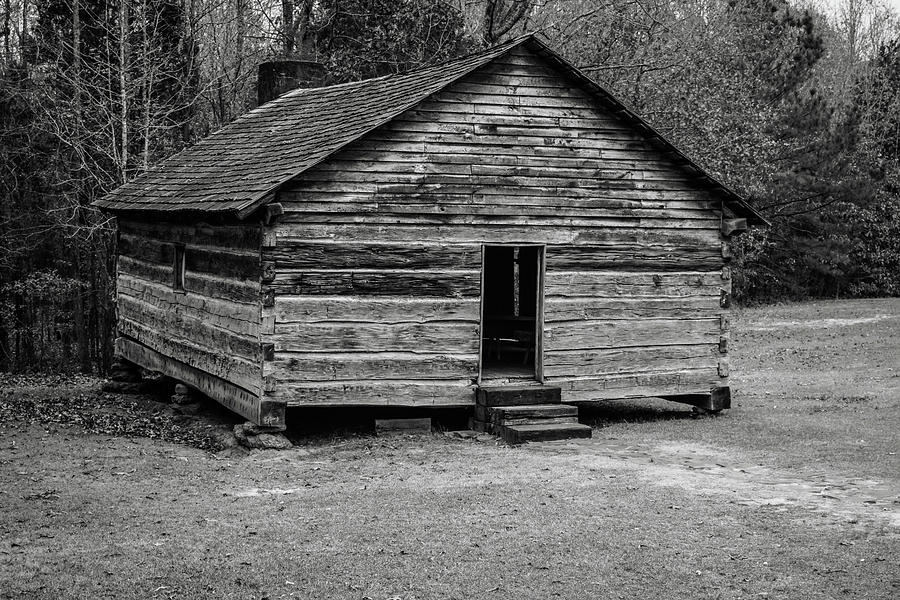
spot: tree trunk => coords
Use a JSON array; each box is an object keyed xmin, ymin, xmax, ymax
[
  {"xmin": 141, "ymin": 0, "xmax": 151, "ymax": 171},
  {"xmin": 282, "ymin": 0, "xmax": 294, "ymax": 55},
  {"xmin": 2, "ymin": 0, "xmax": 11, "ymax": 60},
  {"xmin": 74, "ymin": 242, "xmax": 91, "ymax": 372},
  {"xmin": 119, "ymin": 0, "xmax": 129, "ymax": 182}
]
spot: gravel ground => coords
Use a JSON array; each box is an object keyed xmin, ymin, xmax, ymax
[{"xmin": 0, "ymin": 298, "xmax": 897, "ymax": 599}]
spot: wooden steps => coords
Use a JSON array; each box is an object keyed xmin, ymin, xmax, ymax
[
  {"xmin": 476, "ymin": 384, "xmax": 561, "ymax": 406},
  {"xmin": 503, "ymin": 422, "xmax": 593, "ymax": 444},
  {"xmin": 473, "ymin": 384, "xmax": 592, "ymax": 444}
]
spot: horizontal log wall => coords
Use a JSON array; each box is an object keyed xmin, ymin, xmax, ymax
[
  {"xmin": 262, "ymin": 241, "xmax": 482, "ymax": 406},
  {"xmin": 267, "ymin": 45, "xmax": 730, "ymax": 406},
  {"xmin": 116, "ymin": 219, "xmax": 265, "ymax": 399}
]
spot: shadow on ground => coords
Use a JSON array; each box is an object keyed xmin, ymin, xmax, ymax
[
  {"xmin": 282, "ymin": 397, "xmax": 696, "ymax": 444},
  {"xmin": 575, "ymin": 398, "xmax": 696, "ymax": 427}
]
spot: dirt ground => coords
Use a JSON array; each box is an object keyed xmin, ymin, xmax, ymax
[{"xmin": 0, "ymin": 298, "xmax": 898, "ymax": 599}]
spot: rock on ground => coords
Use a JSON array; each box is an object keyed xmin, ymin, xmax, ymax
[{"xmin": 233, "ymin": 422, "xmax": 292, "ymax": 450}]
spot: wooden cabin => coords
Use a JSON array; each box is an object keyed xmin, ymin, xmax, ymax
[{"xmin": 93, "ymin": 35, "xmax": 764, "ymax": 438}]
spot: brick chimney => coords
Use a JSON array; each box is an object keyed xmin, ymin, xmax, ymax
[{"xmin": 257, "ymin": 59, "xmax": 327, "ymax": 106}]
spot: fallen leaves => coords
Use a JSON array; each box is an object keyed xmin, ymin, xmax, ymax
[{"xmin": 0, "ymin": 377, "xmax": 227, "ymax": 450}]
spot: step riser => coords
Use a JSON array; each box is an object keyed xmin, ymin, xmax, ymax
[
  {"xmin": 477, "ymin": 405, "xmax": 576, "ymax": 422},
  {"xmin": 476, "ymin": 386, "xmax": 561, "ymax": 407},
  {"xmin": 499, "ymin": 424, "xmax": 592, "ymax": 444},
  {"xmin": 488, "ymin": 405, "xmax": 577, "ymax": 421},
  {"xmin": 498, "ymin": 416, "xmax": 579, "ymax": 427}
]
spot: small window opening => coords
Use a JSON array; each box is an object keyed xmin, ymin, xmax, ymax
[{"xmin": 173, "ymin": 244, "xmax": 185, "ymax": 292}]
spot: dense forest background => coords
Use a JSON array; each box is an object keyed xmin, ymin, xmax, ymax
[{"xmin": 1, "ymin": 0, "xmax": 899, "ymax": 373}]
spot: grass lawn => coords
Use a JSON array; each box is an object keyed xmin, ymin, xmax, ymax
[{"xmin": 1, "ymin": 298, "xmax": 898, "ymax": 599}]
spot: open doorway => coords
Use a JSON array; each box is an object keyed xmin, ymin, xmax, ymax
[{"xmin": 480, "ymin": 245, "xmax": 543, "ymax": 381}]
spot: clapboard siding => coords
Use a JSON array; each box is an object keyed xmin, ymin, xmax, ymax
[
  {"xmin": 266, "ymin": 45, "xmax": 730, "ymax": 406},
  {"xmin": 116, "ymin": 218, "xmax": 263, "ymax": 396}
]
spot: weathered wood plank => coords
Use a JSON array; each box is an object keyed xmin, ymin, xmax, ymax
[
  {"xmin": 277, "ymin": 213, "xmax": 719, "ymax": 230},
  {"xmin": 116, "ymin": 336, "xmax": 282, "ymax": 427},
  {"xmin": 278, "ymin": 202, "xmax": 718, "ymax": 223},
  {"xmin": 264, "ymin": 242, "xmax": 481, "ymax": 270},
  {"xmin": 326, "ymin": 150, "xmax": 711, "ymax": 177},
  {"xmin": 544, "ymin": 297, "xmax": 721, "ymax": 321},
  {"xmin": 549, "ymin": 368, "xmax": 723, "ymax": 402},
  {"xmin": 290, "ymin": 181, "xmax": 704, "ymax": 202},
  {"xmin": 282, "ymin": 185, "xmax": 720, "ymax": 203},
  {"xmin": 382, "ymin": 118, "xmax": 643, "ymax": 143},
  {"xmin": 118, "ymin": 255, "xmax": 172, "ymax": 287},
  {"xmin": 271, "ymin": 380, "xmax": 476, "ymax": 406},
  {"xmin": 441, "ymin": 81, "xmax": 599, "ymax": 100},
  {"xmin": 546, "ymin": 245, "xmax": 723, "ymax": 272},
  {"xmin": 543, "ymin": 344, "xmax": 720, "ymax": 378},
  {"xmin": 412, "ymin": 99, "xmax": 602, "ymax": 120},
  {"xmin": 544, "ymin": 271, "xmax": 724, "ymax": 298},
  {"xmin": 340, "ymin": 135, "xmax": 701, "ymax": 165},
  {"xmin": 117, "ymin": 295, "xmax": 261, "ymax": 360},
  {"xmin": 267, "ymin": 270, "xmax": 481, "ymax": 297},
  {"xmin": 282, "ymin": 194, "xmax": 718, "ymax": 213},
  {"xmin": 272, "ymin": 224, "xmax": 722, "ymax": 246},
  {"xmin": 117, "ymin": 275, "xmax": 259, "ymax": 334},
  {"xmin": 297, "ymin": 168, "xmax": 704, "ymax": 192},
  {"xmin": 119, "ymin": 233, "xmax": 259, "ymax": 279},
  {"xmin": 543, "ymin": 318, "xmax": 721, "ymax": 351},
  {"xmin": 271, "ymin": 322, "xmax": 480, "ymax": 354},
  {"xmin": 272, "ymin": 296, "xmax": 480, "ymax": 323},
  {"xmin": 118, "ymin": 256, "xmax": 259, "ymax": 304},
  {"xmin": 118, "ymin": 219, "xmax": 261, "ymax": 250},
  {"xmin": 430, "ymin": 89, "xmax": 610, "ymax": 110},
  {"xmin": 118, "ymin": 317, "xmax": 261, "ymax": 393},
  {"xmin": 266, "ymin": 352, "xmax": 478, "ymax": 381}
]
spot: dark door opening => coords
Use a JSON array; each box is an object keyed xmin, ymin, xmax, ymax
[{"xmin": 481, "ymin": 245, "xmax": 542, "ymax": 380}]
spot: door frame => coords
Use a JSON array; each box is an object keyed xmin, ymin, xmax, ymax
[{"xmin": 477, "ymin": 244, "xmax": 546, "ymax": 384}]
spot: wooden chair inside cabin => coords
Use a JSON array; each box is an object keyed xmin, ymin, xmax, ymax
[{"xmin": 512, "ymin": 329, "xmax": 534, "ymax": 365}]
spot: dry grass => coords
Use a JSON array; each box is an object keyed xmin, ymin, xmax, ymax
[{"xmin": 1, "ymin": 298, "xmax": 898, "ymax": 599}]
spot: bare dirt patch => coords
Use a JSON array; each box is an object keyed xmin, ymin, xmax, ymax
[{"xmin": 1, "ymin": 298, "xmax": 898, "ymax": 599}]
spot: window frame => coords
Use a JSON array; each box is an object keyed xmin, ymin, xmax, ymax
[{"xmin": 172, "ymin": 243, "xmax": 186, "ymax": 292}]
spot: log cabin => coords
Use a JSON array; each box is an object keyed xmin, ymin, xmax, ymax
[{"xmin": 93, "ymin": 35, "xmax": 765, "ymax": 442}]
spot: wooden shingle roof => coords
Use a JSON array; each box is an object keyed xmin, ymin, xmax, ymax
[{"xmin": 93, "ymin": 35, "xmax": 765, "ymax": 224}]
